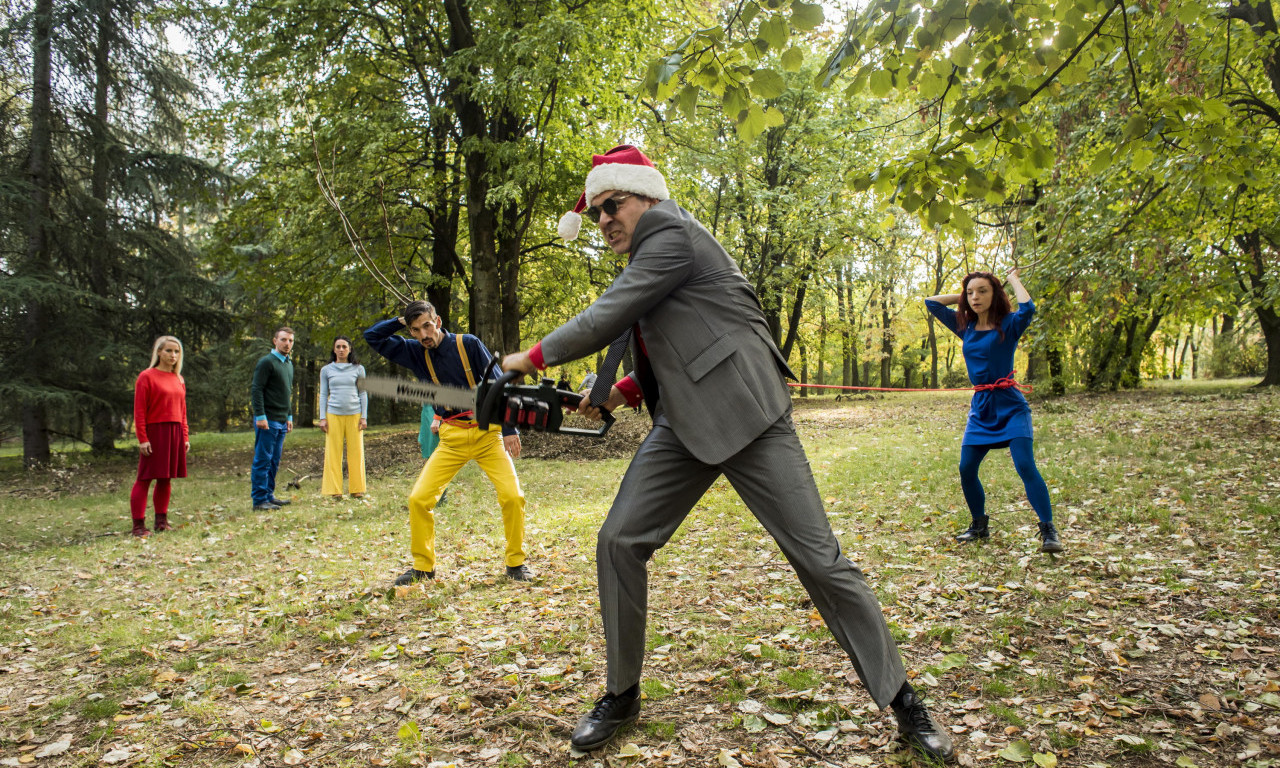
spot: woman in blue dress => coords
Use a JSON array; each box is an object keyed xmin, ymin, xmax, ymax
[{"xmin": 924, "ymin": 268, "xmax": 1063, "ymax": 553}]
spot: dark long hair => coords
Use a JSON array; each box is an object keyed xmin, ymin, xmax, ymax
[
  {"xmin": 330, "ymin": 335, "xmax": 358, "ymax": 365},
  {"xmin": 956, "ymin": 272, "xmax": 1010, "ymax": 340}
]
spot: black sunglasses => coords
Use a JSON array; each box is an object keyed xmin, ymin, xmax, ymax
[{"xmin": 585, "ymin": 194, "xmax": 634, "ymax": 223}]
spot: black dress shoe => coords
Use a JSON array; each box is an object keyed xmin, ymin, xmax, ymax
[
  {"xmin": 955, "ymin": 517, "xmax": 989, "ymax": 543},
  {"xmin": 570, "ymin": 689, "xmax": 641, "ymax": 751},
  {"xmin": 393, "ymin": 568, "xmax": 435, "ymax": 586},
  {"xmin": 893, "ymin": 689, "xmax": 956, "ymax": 763},
  {"xmin": 1038, "ymin": 521, "xmax": 1064, "ymax": 553},
  {"xmin": 252, "ymin": 502, "xmax": 281, "ymax": 511},
  {"xmin": 505, "ymin": 564, "xmax": 534, "ymax": 582},
  {"xmin": 269, "ymin": 497, "xmax": 292, "ymax": 506}
]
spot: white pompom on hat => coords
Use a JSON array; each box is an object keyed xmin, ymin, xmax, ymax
[{"xmin": 557, "ymin": 145, "xmax": 670, "ymax": 240}]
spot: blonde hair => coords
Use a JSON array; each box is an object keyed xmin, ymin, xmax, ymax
[{"xmin": 149, "ymin": 335, "xmax": 184, "ymax": 376}]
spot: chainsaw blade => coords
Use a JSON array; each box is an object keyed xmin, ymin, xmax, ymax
[{"xmin": 357, "ymin": 375, "xmax": 476, "ymax": 411}]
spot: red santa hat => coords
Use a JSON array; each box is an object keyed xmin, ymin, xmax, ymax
[{"xmin": 557, "ymin": 145, "xmax": 670, "ymax": 240}]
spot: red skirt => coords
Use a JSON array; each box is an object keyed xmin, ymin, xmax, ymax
[{"xmin": 137, "ymin": 422, "xmax": 188, "ymax": 480}]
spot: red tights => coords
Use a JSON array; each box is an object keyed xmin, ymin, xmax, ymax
[{"xmin": 130, "ymin": 478, "xmax": 171, "ymax": 520}]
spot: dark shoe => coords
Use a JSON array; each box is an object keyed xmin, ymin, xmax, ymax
[
  {"xmin": 154, "ymin": 514, "xmax": 171, "ymax": 532},
  {"xmin": 130, "ymin": 520, "xmax": 151, "ymax": 538},
  {"xmin": 269, "ymin": 497, "xmax": 292, "ymax": 506},
  {"xmin": 506, "ymin": 564, "xmax": 534, "ymax": 582},
  {"xmin": 571, "ymin": 689, "xmax": 641, "ymax": 751},
  {"xmin": 1039, "ymin": 521, "xmax": 1064, "ymax": 553},
  {"xmin": 893, "ymin": 689, "xmax": 956, "ymax": 763},
  {"xmin": 252, "ymin": 502, "xmax": 281, "ymax": 511},
  {"xmin": 393, "ymin": 568, "xmax": 435, "ymax": 586},
  {"xmin": 955, "ymin": 517, "xmax": 989, "ymax": 543}
]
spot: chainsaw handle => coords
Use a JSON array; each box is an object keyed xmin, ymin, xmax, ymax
[
  {"xmin": 477, "ymin": 368, "xmax": 523, "ymax": 430},
  {"xmin": 555, "ymin": 391, "xmax": 615, "ymax": 437}
]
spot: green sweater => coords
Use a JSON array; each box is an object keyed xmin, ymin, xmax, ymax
[{"xmin": 251, "ymin": 353, "xmax": 294, "ymax": 422}]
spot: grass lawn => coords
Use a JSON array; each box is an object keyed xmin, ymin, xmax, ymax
[{"xmin": 1, "ymin": 382, "xmax": 1277, "ymax": 767}]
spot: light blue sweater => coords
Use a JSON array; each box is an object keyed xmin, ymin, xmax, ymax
[{"xmin": 319, "ymin": 362, "xmax": 368, "ymax": 418}]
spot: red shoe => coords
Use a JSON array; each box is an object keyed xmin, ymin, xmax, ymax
[
  {"xmin": 154, "ymin": 514, "xmax": 171, "ymax": 532},
  {"xmin": 131, "ymin": 520, "xmax": 151, "ymax": 538}
]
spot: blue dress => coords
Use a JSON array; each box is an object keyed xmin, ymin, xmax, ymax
[{"xmin": 925, "ymin": 299, "xmax": 1036, "ymax": 447}]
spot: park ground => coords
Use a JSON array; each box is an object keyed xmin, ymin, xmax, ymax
[{"xmin": 1, "ymin": 381, "xmax": 1278, "ymax": 768}]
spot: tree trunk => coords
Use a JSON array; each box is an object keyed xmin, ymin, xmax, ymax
[
  {"xmin": 1257, "ymin": 305, "xmax": 1280, "ymax": 386},
  {"xmin": 817, "ymin": 299, "xmax": 826, "ymax": 389},
  {"xmin": 426, "ymin": 127, "xmax": 460, "ymax": 329},
  {"xmin": 444, "ymin": 0, "xmax": 514, "ymax": 352},
  {"xmin": 929, "ymin": 240, "xmax": 944, "ymax": 387},
  {"xmin": 780, "ymin": 263, "xmax": 810, "ymax": 361},
  {"xmin": 927, "ymin": 318, "xmax": 939, "ymax": 387},
  {"xmin": 1235, "ymin": 230, "xmax": 1280, "ymax": 386},
  {"xmin": 1087, "ymin": 320, "xmax": 1126, "ymax": 391},
  {"xmin": 836, "ymin": 265, "xmax": 851, "ymax": 386},
  {"xmin": 1120, "ymin": 311, "xmax": 1163, "ymax": 389},
  {"xmin": 21, "ymin": 0, "xmax": 55, "ymax": 467},
  {"xmin": 799, "ymin": 343, "xmax": 809, "ymax": 398},
  {"xmin": 1182, "ymin": 327, "xmax": 1192, "ymax": 378},
  {"xmin": 498, "ymin": 213, "xmax": 522, "ymax": 353},
  {"xmin": 89, "ymin": 0, "xmax": 117, "ymax": 453},
  {"xmin": 298, "ymin": 359, "xmax": 317, "ymax": 427},
  {"xmin": 1046, "ymin": 344, "xmax": 1066, "ymax": 395},
  {"xmin": 880, "ymin": 283, "xmax": 893, "ymax": 388}
]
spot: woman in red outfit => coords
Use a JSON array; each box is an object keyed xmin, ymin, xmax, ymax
[{"xmin": 131, "ymin": 336, "xmax": 190, "ymax": 537}]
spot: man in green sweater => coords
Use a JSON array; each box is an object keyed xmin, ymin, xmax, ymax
[{"xmin": 250, "ymin": 327, "xmax": 295, "ymax": 510}]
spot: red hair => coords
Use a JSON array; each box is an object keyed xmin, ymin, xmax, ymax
[{"xmin": 956, "ymin": 272, "xmax": 1010, "ymax": 340}]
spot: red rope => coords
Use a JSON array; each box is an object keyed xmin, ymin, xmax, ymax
[
  {"xmin": 788, "ymin": 370, "xmax": 1032, "ymax": 395},
  {"xmin": 440, "ymin": 411, "xmax": 478, "ymax": 429}
]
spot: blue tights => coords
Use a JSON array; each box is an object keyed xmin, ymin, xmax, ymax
[{"xmin": 958, "ymin": 438, "xmax": 1053, "ymax": 523}]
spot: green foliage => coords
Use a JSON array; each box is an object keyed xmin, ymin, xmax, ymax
[{"xmin": 0, "ymin": 0, "xmax": 232, "ymax": 464}]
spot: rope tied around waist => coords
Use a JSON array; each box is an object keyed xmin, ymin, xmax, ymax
[
  {"xmin": 440, "ymin": 411, "xmax": 477, "ymax": 429},
  {"xmin": 972, "ymin": 370, "xmax": 1033, "ymax": 394}
]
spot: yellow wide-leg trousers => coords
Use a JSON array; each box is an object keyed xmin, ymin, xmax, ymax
[
  {"xmin": 321, "ymin": 414, "xmax": 366, "ymax": 496},
  {"xmin": 407, "ymin": 422, "xmax": 525, "ymax": 572}
]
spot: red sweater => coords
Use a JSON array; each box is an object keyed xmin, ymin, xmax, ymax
[{"xmin": 134, "ymin": 368, "xmax": 189, "ymax": 443}]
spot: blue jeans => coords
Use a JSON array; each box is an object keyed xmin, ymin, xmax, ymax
[{"xmin": 251, "ymin": 421, "xmax": 288, "ymax": 505}]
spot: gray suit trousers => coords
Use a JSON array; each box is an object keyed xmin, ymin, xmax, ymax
[{"xmin": 597, "ymin": 413, "xmax": 908, "ymax": 709}]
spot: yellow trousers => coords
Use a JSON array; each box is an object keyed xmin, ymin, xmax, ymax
[
  {"xmin": 407, "ymin": 422, "xmax": 525, "ymax": 572},
  {"xmin": 321, "ymin": 414, "xmax": 366, "ymax": 495}
]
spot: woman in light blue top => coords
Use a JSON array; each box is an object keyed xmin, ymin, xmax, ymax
[{"xmin": 318, "ymin": 336, "xmax": 369, "ymax": 497}]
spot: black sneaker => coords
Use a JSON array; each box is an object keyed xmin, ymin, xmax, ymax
[
  {"xmin": 393, "ymin": 568, "xmax": 435, "ymax": 586},
  {"xmin": 893, "ymin": 688, "xmax": 956, "ymax": 763},
  {"xmin": 269, "ymin": 497, "xmax": 292, "ymax": 506},
  {"xmin": 1039, "ymin": 521, "xmax": 1064, "ymax": 553},
  {"xmin": 570, "ymin": 688, "xmax": 642, "ymax": 751},
  {"xmin": 252, "ymin": 502, "xmax": 281, "ymax": 511},
  {"xmin": 505, "ymin": 564, "xmax": 534, "ymax": 582},
  {"xmin": 955, "ymin": 517, "xmax": 989, "ymax": 542}
]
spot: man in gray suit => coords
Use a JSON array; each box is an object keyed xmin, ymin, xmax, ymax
[{"xmin": 502, "ymin": 145, "xmax": 955, "ymax": 762}]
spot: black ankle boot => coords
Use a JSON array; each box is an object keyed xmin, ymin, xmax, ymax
[
  {"xmin": 956, "ymin": 516, "xmax": 989, "ymax": 542},
  {"xmin": 1038, "ymin": 521, "xmax": 1063, "ymax": 553}
]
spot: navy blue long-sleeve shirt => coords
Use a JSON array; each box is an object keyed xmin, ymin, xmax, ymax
[{"xmin": 363, "ymin": 318, "xmax": 516, "ymax": 437}]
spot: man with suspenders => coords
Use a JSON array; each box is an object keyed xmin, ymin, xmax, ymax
[{"xmin": 364, "ymin": 300, "xmax": 531, "ymax": 586}]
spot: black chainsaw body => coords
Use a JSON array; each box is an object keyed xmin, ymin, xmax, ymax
[{"xmin": 475, "ymin": 363, "xmax": 614, "ymax": 437}]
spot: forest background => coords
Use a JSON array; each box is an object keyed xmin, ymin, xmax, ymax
[{"xmin": 1, "ymin": 0, "xmax": 1278, "ymax": 467}]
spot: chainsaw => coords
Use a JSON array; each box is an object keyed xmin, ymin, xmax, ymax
[{"xmin": 356, "ymin": 361, "xmax": 614, "ymax": 437}]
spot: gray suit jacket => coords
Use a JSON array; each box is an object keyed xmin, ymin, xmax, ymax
[{"xmin": 540, "ymin": 200, "xmax": 795, "ymax": 464}]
